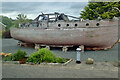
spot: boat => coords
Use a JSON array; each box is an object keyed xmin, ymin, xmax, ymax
[{"xmin": 10, "ymin": 12, "xmax": 119, "ymax": 50}]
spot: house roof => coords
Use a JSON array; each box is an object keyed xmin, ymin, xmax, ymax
[{"xmin": 0, "ymin": 22, "xmax": 6, "ymax": 27}]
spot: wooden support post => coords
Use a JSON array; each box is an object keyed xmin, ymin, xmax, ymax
[
  {"xmin": 45, "ymin": 46, "xmax": 50, "ymax": 50},
  {"xmin": 104, "ymin": 48, "xmax": 108, "ymax": 50},
  {"xmin": 35, "ymin": 44, "xmax": 40, "ymax": 51},
  {"xmin": 79, "ymin": 45, "xmax": 84, "ymax": 52},
  {"xmin": 18, "ymin": 41, "xmax": 21, "ymax": 46},
  {"xmin": 24, "ymin": 43, "xmax": 28, "ymax": 47},
  {"xmin": 62, "ymin": 46, "xmax": 68, "ymax": 52},
  {"xmin": 18, "ymin": 42, "xmax": 24, "ymax": 47}
]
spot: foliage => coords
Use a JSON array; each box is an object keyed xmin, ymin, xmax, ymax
[
  {"xmin": 1, "ymin": 50, "xmax": 26, "ymax": 61},
  {"xmin": 27, "ymin": 48, "xmax": 56, "ymax": 63},
  {"xmin": 1, "ymin": 49, "xmax": 67, "ymax": 63},
  {"xmin": 12, "ymin": 49, "xmax": 27, "ymax": 61},
  {"xmin": 1, "ymin": 16, "xmax": 13, "ymax": 30},
  {"xmin": 80, "ymin": 2, "xmax": 120, "ymax": 20},
  {"xmin": 27, "ymin": 52, "xmax": 43, "ymax": 64},
  {"xmin": 55, "ymin": 57, "xmax": 67, "ymax": 63},
  {"xmin": 13, "ymin": 14, "xmax": 32, "ymax": 28},
  {"xmin": 0, "ymin": 31, "xmax": 4, "ymax": 38},
  {"xmin": 3, "ymin": 55, "xmax": 12, "ymax": 61},
  {"xmin": 16, "ymin": 14, "xmax": 27, "ymax": 21},
  {"xmin": 27, "ymin": 48, "xmax": 67, "ymax": 63},
  {"xmin": 0, "ymin": 14, "xmax": 32, "ymax": 31}
]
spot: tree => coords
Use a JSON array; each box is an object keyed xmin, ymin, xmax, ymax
[
  {"xmin": 1, "ymin": 16, "xmax": 13, "ymax": 30},
  {"xmin": 14, "ymin": 14, "xmax": 32, "ymax": 27},
  {"xmin": 80, "ymin": 2, "xmax": 120, "ymax": 20},
  {"xmin": 0, "ymin": 14, "xmax": 32, "ymax": 30}
]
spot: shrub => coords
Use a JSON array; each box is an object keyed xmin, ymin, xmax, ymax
[
  {"xmin": 3, "ymin": 55, "xmax": 12, "ymax": 61},
  {"xmin": 27, "ymin": 52, "xmax": 43, "ymax": 64},
  {"xmin": 27, "ymin": 48, "xmax": 66, "ymax": 63},
  {"xmin": 39, "ymin": 48, "xmax": 56, "ymax": 63},
  {"xmin": 55, "ymin": 57, "xmax": 67, "ymax": 63},
  {"xmin": 27, "ymin": 48, "xmax": 56, "ymax": 63},
  {"xmin": 12, "ymin": 49, "xmax": 27, "ymax": 61}
]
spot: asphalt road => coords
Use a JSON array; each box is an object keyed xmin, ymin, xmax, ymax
[{"xmin": 2, "ymin": 39, "xmax": 119, "ymax": 62}]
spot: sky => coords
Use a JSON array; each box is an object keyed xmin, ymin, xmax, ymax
[
  {"xmin": 2, "ymin": 0, "xmax": 88, "ymax": 2},
  {"xmin": 1, "ymin": 2, "xmax": 88, "ymax": 19}
]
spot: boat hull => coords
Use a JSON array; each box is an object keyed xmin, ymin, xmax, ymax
[{"xmin": 10, "ymin": 25, "xmax": 118, "ymax": 49}]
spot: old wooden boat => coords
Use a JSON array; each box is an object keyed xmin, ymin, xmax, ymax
[{"xmin": 10, "ymin": 12, "xmax": 119, "ymax": 50}]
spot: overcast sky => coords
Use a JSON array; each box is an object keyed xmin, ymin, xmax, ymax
[
  {"xmin": 1, "ymin": 2, "xmax": 88, "ymax": 19},
  {"xmin": 2, "ymin": 0, "xmax": 88, "ymax": 2}
]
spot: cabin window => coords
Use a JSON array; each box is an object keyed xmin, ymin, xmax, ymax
[
  {"xmin": 96, "ymin": 23, "xmax": 100, "ymax": 26},
  {"xmin": 86, "ymin": 23, "xmax": 89, "ymax": 26},
  {"xmin": 66, "ymin": 24, "xmax": 69, "ymax": 27},
  {"xmin": 75, "ymin": 24, "xmax": 78, "ymax": 27},
  {"xmin": 58, "ymin": 24, "xmax": 61, "ymax": 27}
]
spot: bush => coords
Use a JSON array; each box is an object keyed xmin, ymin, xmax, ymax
[
  {"xmin": 55, "ymin": 57, "xmax": 67, "ymax": 63},
  {"xmin": 27, "ymin": 52, "xmax": 43, "ymax": 64},
  {"xmin": 27, "ymin": 48, "xmax": 66, "ymax": 63},
  {"xmin": 27, "ymin": 48, "xmax": 56, "ymax": 63},
  {"xmin": 39, "ymin": 48, "xmax": 56, "ymax": 63},
  {"xmin": 12, "ymin": 49, "xmax": 27, "ymax": 61},
  {"xmin": 3, "ymin": 55, "xmax": 12, "ymax": 61}
]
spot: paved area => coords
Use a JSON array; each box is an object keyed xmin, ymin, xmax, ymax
[
  {"xmin": 2, "ymin": 39, "xmax": 119, "ymax": 62},
  {"xmin": 2, "ymin": 60, "xmax": 118, "ymax": 78},
  {"xmin": 1, "ymin": 39, "xmax": 119, "ymax": 78}
]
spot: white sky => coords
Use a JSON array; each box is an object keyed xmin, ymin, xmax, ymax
[
  {"xmin": 2, "ymin": 0, "xmax": 88, "ymax": 2},
  {"xmin": 1, "ymin": 2, "xmax": 88, "ymax": 19}
]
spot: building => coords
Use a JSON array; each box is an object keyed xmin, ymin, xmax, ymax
[{"xmin": 0, "ymin": 22, "xmax": 6, "ymax": 31}]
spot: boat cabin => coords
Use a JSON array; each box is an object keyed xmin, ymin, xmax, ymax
[{"xmin": 19, "ymin": 12, "xmax": 118, "ymax": 29}]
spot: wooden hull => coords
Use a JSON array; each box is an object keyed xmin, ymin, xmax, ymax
[{"xmin": 10, "ymin": 25, "xmax": 118, "ymax": 49}]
